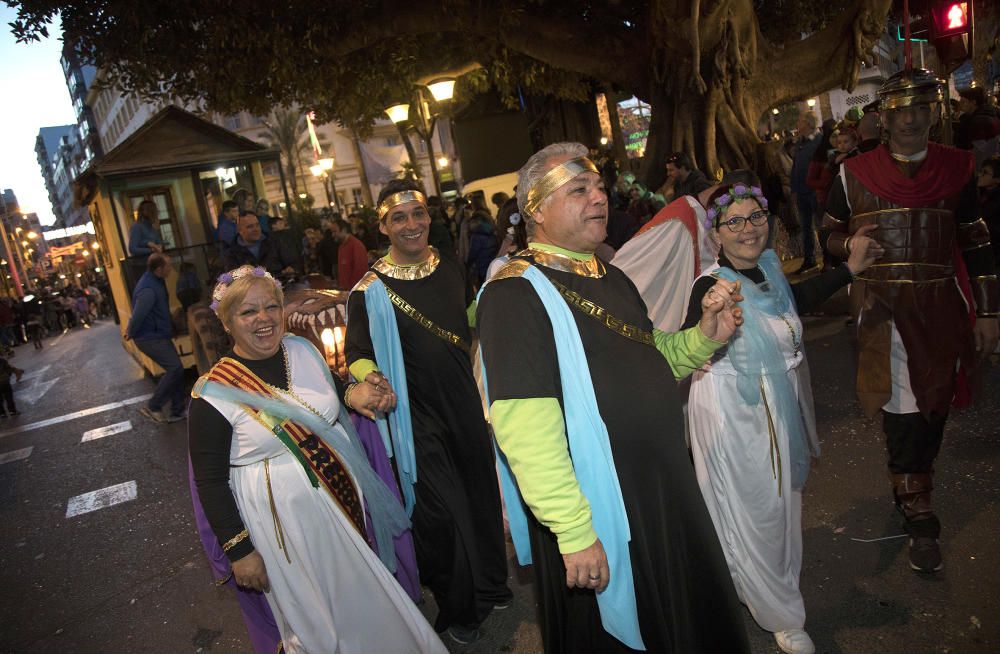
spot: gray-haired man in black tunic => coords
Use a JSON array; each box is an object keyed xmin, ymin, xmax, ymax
[{"xmin": 478, "ymin": 142, "xmax": 751, "ymax": 653}]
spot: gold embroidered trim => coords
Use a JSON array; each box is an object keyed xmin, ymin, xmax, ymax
[
  {"xmin": 492, "ymin": 259, "xmax": 531, "ymax": 280},
  {"xmin": 352, "ymin": 271, "xmax": 379, "ymax": 293},
  {"xmin": 543, "ymin": 274, "xmax": 653, "ymax": 346},
  {"xmin": 371, "ymin": 247, "xmax": 440, "ymax": 280},
  {"xmin": 382, "ymin": 283, "xmax": 471, "ymax": 354},
  {"xmin": 522, "ymin": 247, "xmax": 605, "ymax": 278},
  {"xmin": 222, "ymin": 528, "xmax": 249, "ymax": 552}
]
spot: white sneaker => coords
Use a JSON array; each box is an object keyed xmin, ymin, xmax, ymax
[{"xmin": 775, "ymin": 628, "xmax": 815, "ymax": 654}]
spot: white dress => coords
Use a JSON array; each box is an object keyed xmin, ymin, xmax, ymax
[
  {"xmin": 687, "ymin": 265, "xmax": 819, "ymax": 633},
  {"xmin": 202, "ymin": 337, "xmax": 445, "ymax": 654}
]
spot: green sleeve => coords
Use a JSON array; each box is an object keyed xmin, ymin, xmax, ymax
[
  {"xmin": 348, "ymin": 358, "xmax": 379, "ymax": 382},
  {"xmin": 653, "ymin": 326, "xmax": 724, "ymax": 380},
  {"xmin": 490, "ymin": 397, "xmax": 597, "ymax": 554},
  {"xmin": 466, "ymin": 300, "xmax": 478, "ymax": 329}
]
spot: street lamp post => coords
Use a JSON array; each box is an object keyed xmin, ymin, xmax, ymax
[
  {"xmin": 385, "ymin": 78, "xmax": 456, "ymax": 198},
  {"xmin": 310, "ymin": 157, "xmax": 340, "ymax": 214}
]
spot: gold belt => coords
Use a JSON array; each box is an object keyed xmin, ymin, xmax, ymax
[{"xmin": 382, "ymin": 283, "xmax": 471, "ymax": 354}]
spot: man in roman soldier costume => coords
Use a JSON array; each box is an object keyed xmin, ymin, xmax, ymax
[
  {"xmin": 344, "ymin": 179, "xmax": 511, "ymax": 645},
  {"xmin": 822, "ymin": 68, "xmax": 1000, "ymax": 573}
]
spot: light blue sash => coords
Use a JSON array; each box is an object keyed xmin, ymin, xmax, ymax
[
  {"xmin": 714, "ymin": 249, "xmax": 816, "ymax": 489},
  {"xmin": 356, "ymin": 279, "xmax": 417, "ymax": 516},
  {"xmin": 198, "ymin": 336, "xmax": 410, "ymax": 572},
  {"xmin": 479, "ymin": 265, "xmax": 644, "ymax": 650}
]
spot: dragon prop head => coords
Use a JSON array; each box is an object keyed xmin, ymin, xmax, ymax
[{"xmin": 283, "ymin": 288, "xmax": 349, "ymax": 354}]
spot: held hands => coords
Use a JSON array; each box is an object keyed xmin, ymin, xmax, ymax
[
  {"xmin": 845, "ymin": 224, "xmax": 885, "ymax": 275},
  {"xmin": 345, "ymin": 372, "xmax": 397, "ymax": 419},
  {"xmin": 232, "ymin": 550, "xmax": 269, "ymax": 593},
  {"xmin": 562, "ymin": 538, "xmax": 610, "ymax": 593},
  {"xmin": 698, "ymin": 279, "xmax": 744, "ymax": 343}
]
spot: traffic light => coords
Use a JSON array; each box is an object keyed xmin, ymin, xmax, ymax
[
  {"xmin": 930, "ymin": 2, "xmax": 969, "ymax": 39},
  {"xmin": 929, "ymin": 1, "xmax": 973, "ymax": 74}
]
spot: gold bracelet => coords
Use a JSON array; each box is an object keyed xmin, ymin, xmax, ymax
[
  {"xmin": 222, "ymin": 528, "xmax": 249, "ymax": 552},
  {"xmin": 343, "ymin": 383, "xmax": 359, "ymax": 411}
]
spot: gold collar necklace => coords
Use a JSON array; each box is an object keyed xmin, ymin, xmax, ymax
[
  {"xmin": 522, "ymin": 247, "xmax": 605, "ymax": 278},
  {"xmin": 373, "ymin": 247, "xmax": 440, "ymax": 280}
]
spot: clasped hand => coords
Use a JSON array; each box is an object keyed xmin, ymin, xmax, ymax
[
  {"xmin": 698, "ymin": 279, "xmax": 744, "ymax": 343},
  {"xmin": 346, "ymin": 372, "xmax": 398, "ymax": 419}
]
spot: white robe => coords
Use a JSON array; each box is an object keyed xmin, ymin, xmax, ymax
[
  {"xmin": 687, "ymin": 266, "xmax": 819, "ymax": 633},
  {"xmin": 203, "ymin": 337, "xmax": 445, "ymax": 654}
]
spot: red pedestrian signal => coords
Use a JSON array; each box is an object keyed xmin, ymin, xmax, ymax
[{"xmin": 931, "ymin": 2, "xmax": 969, "ymax": 38}]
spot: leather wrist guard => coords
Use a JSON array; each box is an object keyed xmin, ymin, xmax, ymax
[
  {"xmin": 957, "ymin": 218, "xmax": 991, "ymax": 253},
  {"xmin": 970, "ymin": 274, "xmax": 1000, "ymax": 316},
  {"xmin": 822, "ymin": 214, "xmax": 850, "ymax": 259}
]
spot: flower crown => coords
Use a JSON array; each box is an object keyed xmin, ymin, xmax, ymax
[
  {"xmin": 704, "ymin": 184, "xmax": 768, "ymax": 229},
  {"xmin": 210, "ymin": 265, "xmax": 282, "ymax": 314}
]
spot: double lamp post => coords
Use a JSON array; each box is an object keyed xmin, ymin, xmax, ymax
[{"xmin": 384, "ymin": 78, "xmax": 456, "ymax": 198}]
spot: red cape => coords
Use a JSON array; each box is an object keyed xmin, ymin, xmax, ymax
[{"xmin": 844, "ymin": 143, "xmax": 973, "ymax": 206}]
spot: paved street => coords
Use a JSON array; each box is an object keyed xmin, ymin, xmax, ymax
[{"xmin": 1, "ymin": 315, "xmax": 997, "ymax": 653}]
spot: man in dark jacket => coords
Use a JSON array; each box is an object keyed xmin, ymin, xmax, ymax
[
  {"xmin": 665, "ymin": 151, "xmax": 712, "ymax": 198},
  {"xmin": 125, "ymin": 253, "xmax": 185, "ymax": 423},
  {"xmin": 956, "ymin": 87, "xmax": 1000, "ymax": 151},
  {"xmin": 790, "ymin": 112, "xmax": 822, "ymax": 272},
  {"xmin": 223, "ymin": 211, "xmax": 298, "ymax": 277}
]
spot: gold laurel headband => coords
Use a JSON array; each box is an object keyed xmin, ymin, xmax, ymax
[
  {"xmin": 377, "ymin": 190, "xmax": 427, "ymax": 220},
  {"xmin": 524, "ymin": 157, "xmax": 600, "ymax": 215}
]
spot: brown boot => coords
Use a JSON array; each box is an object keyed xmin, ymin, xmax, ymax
[{"xmin": 890, "ymin": 473, "xmax": 942, "ymax": 573}]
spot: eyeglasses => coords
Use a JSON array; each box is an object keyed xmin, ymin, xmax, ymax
[{"xmin": 718, "ymin": 210, "xmax": 768, "ymax": 232}]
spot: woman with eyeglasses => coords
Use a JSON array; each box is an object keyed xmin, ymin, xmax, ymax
[{"xmin": 681, "ymin": 179, "xmax": 883, "ymax": 654}]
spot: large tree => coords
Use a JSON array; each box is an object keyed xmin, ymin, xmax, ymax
[{"xmin": 8, "ymin": 0, "xmax": 892, "ymax": 181}]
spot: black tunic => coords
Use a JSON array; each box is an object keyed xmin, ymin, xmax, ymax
[
  {"xmin": 345, "ymin": 255, "xmax": 510, "ymax": 631},
  {"xmin": 478, "ymin": 252, "xmax": 750, "ymax": 653}
]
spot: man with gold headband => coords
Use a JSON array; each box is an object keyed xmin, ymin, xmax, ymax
[
  {"xmin": 344, "ymin": 178, "xmax": 511, "ymax": 645},
  {"xmin": 477, "ymin": 142, "xmax": 751, "ymax": 653},
  {"xmin": 822, "ymin": 68, "xmax": 1000, "ymax": 574}
]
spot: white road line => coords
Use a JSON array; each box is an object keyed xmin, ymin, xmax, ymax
[
  {"xmin": 65, "ymin": 480, "xmax": 137, "ymax": 518},
  {"xmin": 0, "ymin": 446, "xmax": 33, "ymax": 465},
  {"xmin": 18, "ymin": 365, "xmax": 51, "ymax": 382},
  {"xmin": 0, "ymin": 394, "xmax": 153, "ymax": 440},
  {"xmin": 81, "ymin": 421, "xmax": 133, "ymax": 443}
]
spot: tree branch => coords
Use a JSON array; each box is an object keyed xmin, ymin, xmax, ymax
[{"xmin": 748, "ymin": 0, "xmax": 891, "ymax": 111}]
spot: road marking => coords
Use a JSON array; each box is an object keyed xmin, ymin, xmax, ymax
[
  {"xmin": 0, "ymin": 394, "xmax": 153, "ymax": 440},
  {"xmin": 65, "ymin": 480, "xmax": 137, "ymax": 518},
  {"xmin": 18, "ymin": 365, "xmax": 51, "ymax": 382},
  {"xmin": 19, "ymin": 375, "xmax": 61, "ymax": 405},
  {"xmin": 0, "ymin": 446, "xmax": 33, "ymax": 465},
  {"xmin": 81, "ymin": 421, "xmax": 133, "ymax": 443}
]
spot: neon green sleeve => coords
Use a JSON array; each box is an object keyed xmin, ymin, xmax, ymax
[
  {"xmin": 348, "ymin": 358, "xmax": 379, "ymax": 382},
  {"xmin": 490, "ymin": 397, "xmax": 596, "ymax": 554},
  {"xmin": 466, "ymin": 300, "xmax": 478, "ymax": 329},
  {"xmin": 653, "ymin": 326, "xmax": 724, "ymax": 380}
]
